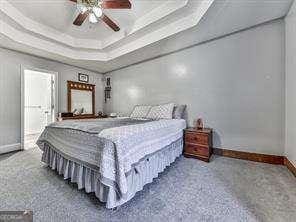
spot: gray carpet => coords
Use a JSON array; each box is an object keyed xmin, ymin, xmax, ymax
[{"xmin": 0, "ymin": 148, "xmax": 295, "ymax": 222}]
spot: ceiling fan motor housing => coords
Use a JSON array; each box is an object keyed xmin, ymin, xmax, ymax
[
  {"xmin": 72, "ymin": 0, "xmax": 131, "ymax": 31},
  {"xmin": 78, "ymin": 0, "xmax": 102, "ymax": 8}
]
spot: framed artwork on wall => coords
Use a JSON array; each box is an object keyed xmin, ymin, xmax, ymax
[{"xmin": 78, "ymin": 73, "xmax": 89, "ymax": 83}]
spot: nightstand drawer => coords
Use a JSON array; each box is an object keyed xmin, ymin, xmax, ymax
[
  {"xmin": 185, "ymin": 132, "xmax": 209, "ymax": 145},
  {"xmin": 185, "ymin": 144, "xmax": 210, "ymax": 157}
]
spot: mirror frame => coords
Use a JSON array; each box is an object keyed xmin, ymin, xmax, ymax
[{"xmin": 67, "ymin": 81, "xmax": 95, "ymax": 115}]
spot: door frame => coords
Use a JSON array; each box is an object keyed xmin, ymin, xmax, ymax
[{"xmin": 21, "ymin": 66, "xmax": 59, "ymax": 150}]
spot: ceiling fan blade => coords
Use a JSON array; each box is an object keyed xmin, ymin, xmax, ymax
[
  {"xmin": 73, "ymin": 12, "xmax": 89, "ymax": 26},
  {"xmin": 101, "ymin": 0, "xmax": 131, "ymax": 9},
  {"xmin": 69, "ymin": 0, "xmax": 77, "ymax": 2},
  {"xmin": 101, "ymin": 14, "xmax": 120, "ymax": 31}
]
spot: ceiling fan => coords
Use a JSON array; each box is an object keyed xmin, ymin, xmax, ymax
[{"xmin": 69, "ymin": 0, "xmax": 131, "ymax": 32}]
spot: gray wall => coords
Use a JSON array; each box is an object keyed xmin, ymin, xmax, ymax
[
  {"xmin": 285, "ymin": 2, "xmax": 296, "ymax": 166},
  {"xmin": 0, "ymin": 19, "xmax": 287, "ymax": 157},
  {"xmin": 105, "ymin": 20, "xmax": 285, "ymax": 155},
  {"xmin": 0, "ymin": 48, "xmax": 104, "ymax": 147}
]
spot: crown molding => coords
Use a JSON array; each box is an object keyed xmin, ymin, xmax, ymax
[
  {"xmin": 0, "ymin": 0, "xmax": 214, "ymax": 61},
  {"xmin": 0, "ymin": 0, "xmax": 189, "ymax": 50}
]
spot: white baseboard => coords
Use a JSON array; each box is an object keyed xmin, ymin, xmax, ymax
[{"xmin": 0, "ymin": 143, "xmax": 21, "ymax": 154}]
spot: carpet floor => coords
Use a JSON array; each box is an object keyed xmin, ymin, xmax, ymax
[{"xmin": 0, "ymin": 148, "xmax": 295, "ymax": 222}]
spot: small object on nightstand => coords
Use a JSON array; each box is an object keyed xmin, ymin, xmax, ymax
[
  {"xmin": 184, "ymin": 127, "xmax": 213, "ymax": 162},
  {"xmin": 196, "ymin": 118, "xmax": 204, "ymax": 129},
  {"xmin": 97, "ymin": 111, "xmax": 108, "ymax": 118},
  {"xmin": 61, "ymin": 112, "xmax": 74, "ymax": 118},
  {"xmin": 110, "ymin": 113, "xmax": 117, "ymax": 118},
  {"xmin": 57, "ymin": 113, "xmax": 63, "ymax": 122}
]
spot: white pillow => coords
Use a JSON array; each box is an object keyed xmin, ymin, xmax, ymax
[
  {"xmin": 173, "ymin": 105, "xmax": 186, "ymax": 119},
  {"xmin": 130, "ymin": 105, "xmax": 151, "ymax": 118},
  {"xmin": 146, "ymin": 103, "xmax": 175, "ymax": 119}
]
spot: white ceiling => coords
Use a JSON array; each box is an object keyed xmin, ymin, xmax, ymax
[
  {"xmin": 8, "ymin": 0, "xmax": 163, "ymax": 39},
  {"xmin": 0, "ymin": 0, "xmax": 293, "ymax": 73}
]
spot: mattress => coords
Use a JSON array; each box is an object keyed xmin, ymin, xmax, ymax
[{"xmin": 37, "ymin": 117, "xmax": 186, "ymax": 208}]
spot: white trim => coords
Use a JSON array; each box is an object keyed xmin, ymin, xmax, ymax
[
  {"xmin": 0, "ymin": 0, "xmax": 188, "ymax": 50},
  {"xmin": 21, "ymin": 66, "xmax": 59, "ymax": 150},
  {"xmin": 0, "ymin": 21, "xmax": 107, "ymax": 61},
  {"xmin": 108, "ymin": 1, "xmax": 214, "ymax": 59},
  {"xmin": 0, "ymin": 0, "xmax": 214, "ymax": 61},
  {"xmin": 0, "ymin": 143, "xmax": 21, "ymax": 154},
  {"xmin": 101, "ymin": 0, "xmax": 189, "ymax": 48}
]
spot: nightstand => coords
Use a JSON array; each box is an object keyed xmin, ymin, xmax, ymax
[{"xmin": 184, "ymin": 128, "xmax": 213, "ymax": 162}]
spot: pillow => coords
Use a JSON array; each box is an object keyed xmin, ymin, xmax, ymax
[
  {"xmin": 173, "ymin": 105, "xmax": 187, "ymax": 119},
  {"xmin": 130, "ymin": 105, "xmax": 152, "ymax": 118},
  {"xmin": 146, "ymin": 103, "xmax": 175, "ymax": 120}
]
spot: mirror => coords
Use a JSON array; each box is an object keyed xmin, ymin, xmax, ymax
[
  {"xmin": 71, "ymin": 90, "xmax": 93, "ymax": 114},
  {"xmin": 67, "ymin": 81, "xmax": 95, "ymax": 116}
]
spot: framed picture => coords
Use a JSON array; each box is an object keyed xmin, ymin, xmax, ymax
[{"xmin": 78, "ymin": 73, "xmax": 89, "ymax": 83}]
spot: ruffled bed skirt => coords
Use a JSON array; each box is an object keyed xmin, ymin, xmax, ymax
[{"xmin": 41, "ymin": 138, "xmax": 183, "ymax": 208}]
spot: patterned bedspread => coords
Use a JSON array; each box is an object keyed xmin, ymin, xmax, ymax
[
  {"xmin": 47, "ymin": 117, "xmax": 152, "ymax": 134},
  {"xmin": 37, "ymin": 117, "xmax": 186, "ymax": 197}
]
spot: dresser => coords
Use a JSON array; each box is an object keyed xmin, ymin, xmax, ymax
[
  {"xmin": 60, "ymin": 114, "xmax": 108, "ymax": 120},
  {"xmin": 184, "ymin": 128, "xmax": 213, "ymax": 162}
]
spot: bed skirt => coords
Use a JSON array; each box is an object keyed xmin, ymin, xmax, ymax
[{"xmin": 41, "ymin": 137, "xmax": 183, "ymax": 208}]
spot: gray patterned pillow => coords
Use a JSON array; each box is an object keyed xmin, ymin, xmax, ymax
[
  {"xmin": 173, "ymin": 105, "xmax": 186, "ymax": 119},
  {"xmin": 146, "ymin": 103, "xmax": 175, "ymax": 119},
  {"xmin": 130, "ymin": 105, "xmax": 152, "ymax": 118}
]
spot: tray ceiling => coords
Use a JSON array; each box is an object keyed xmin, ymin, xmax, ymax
[
  {"xmin": 0, "ymin": 0, "xmax": 293, "ymax": 73},
  {"xmin": 8, "ymin": 0, "xmax": 162, "ymax": 39},
  {"xmin": 1, "ymin": 0, "xmax": 207, "ymax": 52}
]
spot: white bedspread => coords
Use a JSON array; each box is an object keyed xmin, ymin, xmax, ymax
[{"xmin": 37, "ymin": 118, "xmax": 186, "ymax": 197}]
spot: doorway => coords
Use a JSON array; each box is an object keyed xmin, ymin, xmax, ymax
[{"xmin": 21, "ymin": 68, "xmax": 58, "ymax": 150}]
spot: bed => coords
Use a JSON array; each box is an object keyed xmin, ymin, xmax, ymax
[{"xmin": 37, "ymin": 116, "xmax": 186, "ymax": 208}]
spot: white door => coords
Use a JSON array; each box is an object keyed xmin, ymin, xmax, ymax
[{"xmin": 24, "ymin": 70, "xmax": 55, "ymax": 149}]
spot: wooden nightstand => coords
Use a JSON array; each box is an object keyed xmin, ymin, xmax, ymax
[{"xmin": 184, "ymin": 128, "xmax": 213, "ymax": 162}]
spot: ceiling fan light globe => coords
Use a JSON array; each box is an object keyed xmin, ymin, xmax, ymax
[
  {"xmin": 77, "ymin": 4, "xmax": 88, "ymax": 14},
  {"xmin": 93, "ymin": 7, "xmax": 102, "ymax": 18},
  {"xmin": 89, "ymin": 13, "xmax": 98, "ymax": 23}
]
